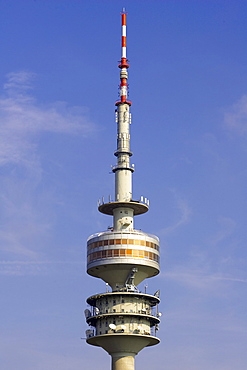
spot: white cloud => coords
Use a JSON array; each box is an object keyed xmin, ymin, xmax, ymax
[
  {"xmin": 0, "ymin": 334, "xmax": 88, "ymax": 370},
  {"xmin": 224, "ymin": 94, "xmax": 247, "ymax": 135},
  {"xmin": 209, "ymin": 216, "xmax": 236, "ymax": 246},
  {"xmin": 0, "ymin": 71, "xmax": 95, "ymax": 168},
  {"xmin": 162, "ymin": 268, "xmax": 247, "ymax": 291},
  {"xmin": 159, "ymin": 190, "xmax": 191, "ymax": 235},
  {"xmin": 0, "ymin": 71, "xmax": 95, "ymax": 260},
  {"xmin": 3, "ymin": 71, "xmax": 35, "ymax": 92},
  {"xmin": 0, "ymin": 260, "xmax": 81, "ymax": 276}
]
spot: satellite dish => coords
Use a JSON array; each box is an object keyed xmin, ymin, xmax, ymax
[
  {"xmin": 109, "ymin": 323, "xmax": 116, "ymax": 330},
  {"xmin": 158, "ymin": 312, "xmax": 162, "ymax": 317},
  {"xmin": 95, "ymin": 307, "xmax": 100, "ymax": 314},
  {"xmin": 84, "ymin": 309, "xmax": 91, "ymax": 319},
  {"xmin": 121, "ymin": 325, "xmax": 126, "ymax": 330},
  {"xmin": 154, "ymin": 289, "xmax": 160, "ymax": 298},
  {"xmin": 137, "ymin": 325, "xmax": 142, "ymax": 330}
]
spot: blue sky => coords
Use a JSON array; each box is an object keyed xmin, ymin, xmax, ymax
[{"xmin": 1, "ymin": 0, "xmax": 247, "ymax": 369}]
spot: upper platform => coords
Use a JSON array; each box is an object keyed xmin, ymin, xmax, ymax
[{"xmin": 98, "ymin": 201, "xmax": 148, "ymax": 216}]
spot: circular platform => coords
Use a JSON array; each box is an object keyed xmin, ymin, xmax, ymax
[
  {"xmin": 98, "ymin": 201, "xmax": 148, "ymax": 216},
  {"xmin": 87, "ymin": 333, "xmax": 160, "ymax": 353}
]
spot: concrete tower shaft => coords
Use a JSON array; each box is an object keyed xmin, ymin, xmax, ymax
[
  {"xmin": 85, "ymin": 10, "xmax": 160, "ymax": 370},
  {"xmin": 113, "ymin": 101, "xmax": 133, "ymax": 230},
  {"xmin": 114, "ymin": 104, "xmax": 132, "ymax": 201}
]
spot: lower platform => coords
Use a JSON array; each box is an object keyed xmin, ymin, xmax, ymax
[{"xmin": 87, "ymin": 333, "xmax": 160, "ymax": 355}]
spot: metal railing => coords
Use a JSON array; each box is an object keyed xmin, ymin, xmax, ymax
[
  {"xmin": 90, "ymin": 306, "xmax": 160, "ymax": 319},
  {"xmin": 86, "ymin": 326, "xmax": 159, "ymax": 339}
]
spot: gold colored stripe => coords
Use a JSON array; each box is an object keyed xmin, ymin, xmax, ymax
[
  {"xmin": 87, "ymin": 248, "xmax": 159, "ymax": 264},
  {"xmin": 87, "ymin": 239, "xmax": 159, "ymax": 251}
]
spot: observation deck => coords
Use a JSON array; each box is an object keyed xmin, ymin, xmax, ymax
[{"xmin": 87, "ymin": 230, "xmax": 160, "ymax": 290}]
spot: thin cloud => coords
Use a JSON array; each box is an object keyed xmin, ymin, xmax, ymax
[
  {"xmin": 0, "ymin": 169, "xmax": 54, "ymax": 259},
  {"xmin": 224, "ymin": 94, "xmax": 247, "ymax": 135},
  {"xmin": 0, "ymin": 71, "xmax": 96, "ymax": 260},
  {"xmin": 159, "ymin": 190, "xmax": 191, "ymax": 235},
  {"xmin": 0, "ymin": 260, "xmax": 81, "ymax": 276},
  {"xmin": 0, "ymin": 71, "xmax": 95, "ymax": 167},
  {"xmin": 0, "ymin": 334, "xmax": 88, "ymax": 370},
  {"xmin": 209, "ymin": 216, "xmax": 236, "ymax": 246},
  {"xmin": 163, "ymin": 268, "xmax": 247, "ymax": 289},
  {"xmin": 161, "ymin": 241, "xmax": 247, "ymax": 293},
  {"xmin": 3, "ymin": 71, "xmax": 35, "ymax": 92}
]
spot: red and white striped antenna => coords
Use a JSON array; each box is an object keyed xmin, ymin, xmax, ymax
[
  {"xmin": 116, "ymin": 8, "xmax": 131, "ymax": 105},
  {"xmin": 121, "ymin": 8, "xmax": 127, "ymax": 61}
]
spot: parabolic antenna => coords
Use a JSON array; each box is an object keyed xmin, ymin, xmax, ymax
[
  {"xmin": 109, "ymin": 323, "xmax": 116, "ymax": 330},
  {"xmin": 154, "ymin": 289, "xmax": 160, "ymax": 298}
]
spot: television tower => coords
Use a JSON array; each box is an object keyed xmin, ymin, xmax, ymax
[{"xmin": 85, "ymin": 9, "xmax": 160, "ymax": 370}]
